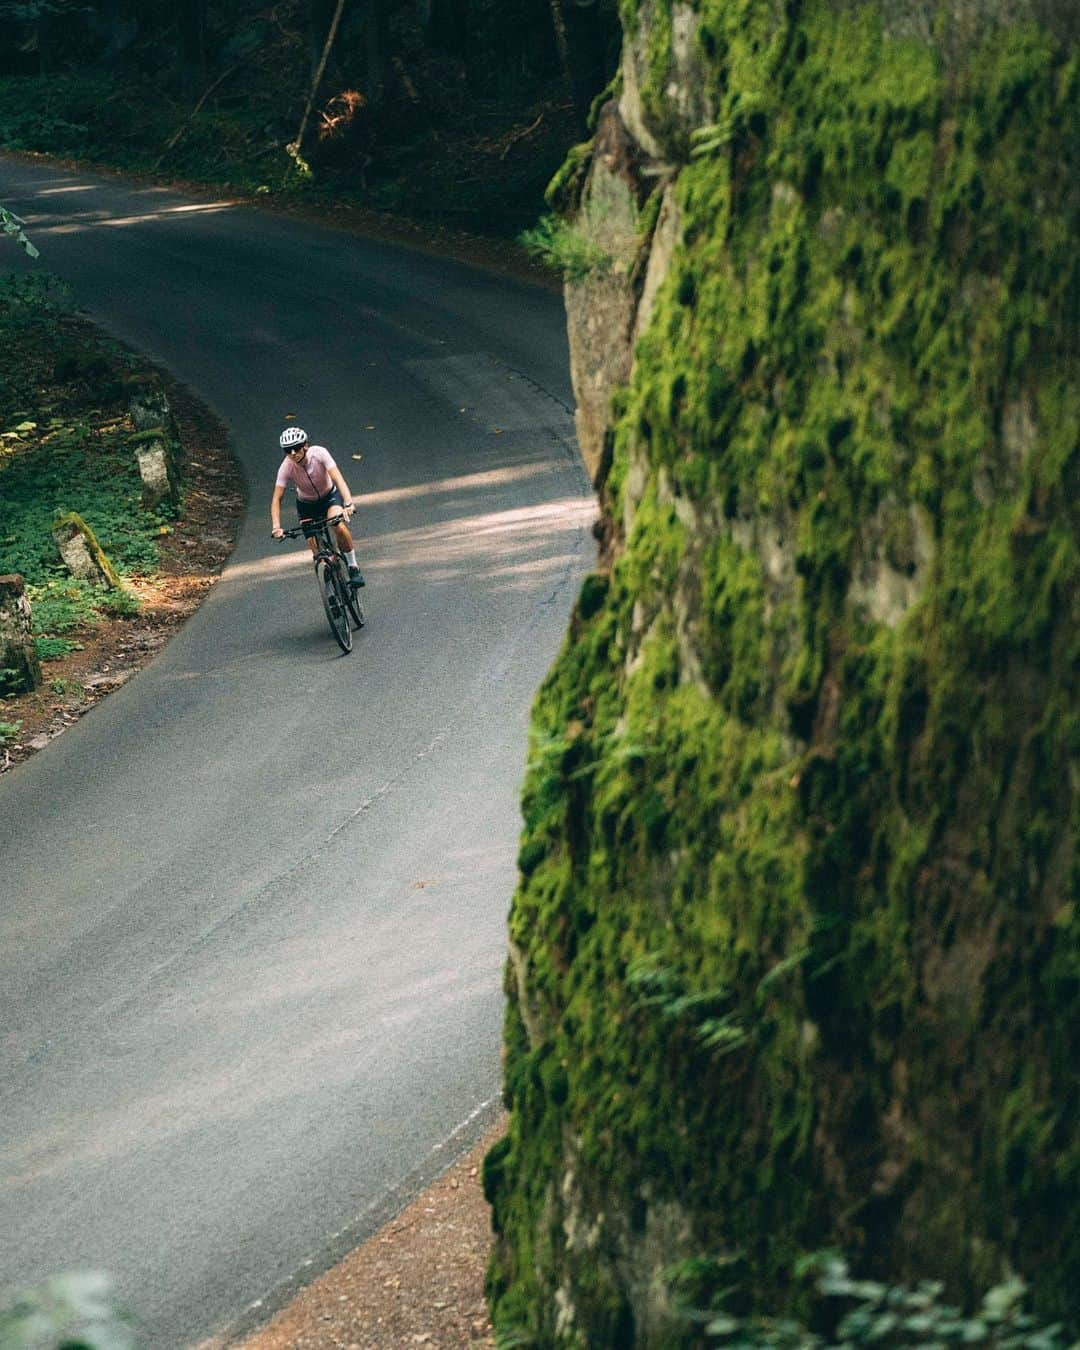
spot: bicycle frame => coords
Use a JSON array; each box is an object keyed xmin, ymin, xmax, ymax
[
  {"xmin": 281, "ymin": 513, "xmax": 347, "ymax": 566},
  {"xmin": 308, "ymin": 519, "xmax": 341, "ymax": 568}
]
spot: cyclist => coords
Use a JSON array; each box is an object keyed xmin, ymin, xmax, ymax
[{"xmin": 270, "ymin": 427, "xmax": 365, "ymax": 587}]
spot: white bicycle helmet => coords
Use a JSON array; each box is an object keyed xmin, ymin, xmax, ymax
[{"xmin": 279, "ymin": 426, "xmax": 307, "ymax": 450}]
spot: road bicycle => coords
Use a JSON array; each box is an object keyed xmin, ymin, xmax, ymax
[{"xmin": 277, "ymin": 515, "xmax": 365, "ymax": 653}]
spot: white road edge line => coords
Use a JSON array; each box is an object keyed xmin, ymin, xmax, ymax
[{"xmin": 239, "ymin": 1093, "xmax": 501, "ymax": 1318}]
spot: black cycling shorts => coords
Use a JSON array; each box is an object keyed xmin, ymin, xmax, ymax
[{"xmin": 296, "ymin": 488, "xmax": 345, "ymax": 539}]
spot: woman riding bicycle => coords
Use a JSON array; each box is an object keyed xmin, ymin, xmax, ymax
[{"xmin": 270, "ymin": 426, "xmax": 365, "ymax": 587}]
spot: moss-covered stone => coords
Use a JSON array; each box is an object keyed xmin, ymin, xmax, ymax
[
  {"xmin": 52, "ymin": 511, "xmax": 123, "ymax": 590},
  {"xmin": 489, "ymin": 0, "xmax": 1080, "ymax": 1344}
]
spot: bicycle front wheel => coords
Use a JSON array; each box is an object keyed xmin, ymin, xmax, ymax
[
  {"xmin": 345, "ymin": 579, "xmax": 365, "ymax": 630},
  {"xmin": 319, "ymin": 560, "xmax": 353, "ymax": 653}
]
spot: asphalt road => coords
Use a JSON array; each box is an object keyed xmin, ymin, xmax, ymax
[{"xmin": 0, "ymin": 158, "xmax": 592, "ymax": 1345}]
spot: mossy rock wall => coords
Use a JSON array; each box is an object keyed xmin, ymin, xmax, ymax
[{"xmin": 487, "ymin": 0, "xmax": 1080, "ymax": 1344}]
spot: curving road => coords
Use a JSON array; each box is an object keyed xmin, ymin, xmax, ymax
[{"xmin": 0, "ymin": 158, "xmax": 591, "ymax": 1346}]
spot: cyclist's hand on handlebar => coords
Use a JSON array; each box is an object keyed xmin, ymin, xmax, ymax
[
  {"xmin": 271, "ymin": 526, "xmax": 285, "ymax": 540},
  {"xmin": 342, "ymin": 501, "xmax": 355, "ymax": 520}
]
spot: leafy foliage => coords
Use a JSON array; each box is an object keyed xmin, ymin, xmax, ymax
[
  {"xmin": 690, "ymin": 1257, "xmax": 1078, "ymax": 1350},
  {"xmin": 0, "ymin": 204, "xmax": 38, "ymax": 257},
  {"xmin": 0, "ymin": 1270, "xmax": 135, "ymax": 1350},
  {"xmin": 520, "ymin": 213, "xmax": 612, "ymax": 280},
  {"xmin": 627, "ymin": 955, "xmax": 750, "ymax": 1056},
  {"xmin": 0, "ymin": 0, "xmax": 620, "ymax": 236},
  {"xmin": 0, "ymin": 716, "xmax": 23, "ymax": 742}
]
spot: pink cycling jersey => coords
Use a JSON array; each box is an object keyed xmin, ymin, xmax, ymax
[{"xmin": 275, "ymin": 444, "xmax": 338, "ymax": 500}]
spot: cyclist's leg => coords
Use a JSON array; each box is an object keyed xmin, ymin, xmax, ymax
[
  {"xmin": 325, "ymin": 490, "xmax": 363, "ymax": 584},
  {"xmin": 337, "ymin": 525, "xmax": 364, "ymax": 586},
  {"xmin": 297, "ymin": 496, "xmax": 322, "ymax": 558},
  {"xmin": 324, "ymin": 491, "xmax": 354, "ymax": 553}
]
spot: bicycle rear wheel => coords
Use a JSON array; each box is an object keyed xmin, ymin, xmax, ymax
[{"xmin": 319, "ymin": 560, "xmax": 353, "ymax": 653}]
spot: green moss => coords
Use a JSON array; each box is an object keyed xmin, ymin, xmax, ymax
[
  {"xmin": 588, "ymin": 70, "xmax": 625, "ymax": 133},
  {"xmin": 52, "ymin": 511, "xmax": 123, "ymax": 590},
  {"xmin": 491, "ymin": 0, "xmax": 1080, "ymax": 1343},
  {"xmin": 545, "ymin": 140, "xmax": 595, "ymax": 215}
]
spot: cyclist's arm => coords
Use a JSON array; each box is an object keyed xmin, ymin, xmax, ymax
[
  {"xmin": 328, "ymin": 465, "xmax": 355, "ymax": 511},
  {"xmin": 270, "ymin": 483, "xmax": 286, "ymax": 536}
]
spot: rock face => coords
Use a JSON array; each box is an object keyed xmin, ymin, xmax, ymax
[{"xmin": 487, "ymin": 0, "xmax": 1080, "ymax": 1344}]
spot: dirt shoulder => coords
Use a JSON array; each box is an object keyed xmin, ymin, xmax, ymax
[{"xmin": 220, "ymin": 1121, "xmax": 505, "ymax": 1350}]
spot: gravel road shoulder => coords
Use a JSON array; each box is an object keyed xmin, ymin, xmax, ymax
[{"xmin": 220, "ymin": 1121, "xmax": 505, "ymax": 1350}]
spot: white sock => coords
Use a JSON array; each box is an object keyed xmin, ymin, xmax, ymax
[{"xmin": 344, "ymin": 550, "xmax": 358, "ymax": 568}]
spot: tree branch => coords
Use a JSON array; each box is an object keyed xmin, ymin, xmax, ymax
[{"xmin": 157, "ymin": 63, "xmax": 242, "ymax": 164}]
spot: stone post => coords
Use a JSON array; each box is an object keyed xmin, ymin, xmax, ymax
[
  {"xmin": 128, "ymin": 378, "xmax": 182, "ymax": 510},
  {"xmin": 127, "ymin": 374, "xmax": 179, "ymax": 438},
  {"xmin": 52, "ymin": 512, "xmax": 122, "ymax": 589},
  {"xmin": 133, "ymin": 429, "xmax": 181, "ymax": 511},
  {"xmin": 0, "ymin": 574, "xmax": 42, "ymax": 692}
]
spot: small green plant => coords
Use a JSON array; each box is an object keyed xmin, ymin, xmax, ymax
[
  {"xmin": 493, "ymin": 1326, "xmax": 535, "ymax": 1350},
  {"xmin": 671, "ymin": 1254, "xmax": 1077, "ymax": 1348},
  {"xmin": 0, "ymin": 203, "xmax": 39, "ymax": 258},
  {"xmin": 689, "ymin": 119, "xmax": 736, "ymax": 159},
  {"xmin": 0, "ymin": 1269, "xmax": 135, "ymax": 1349},
  {"xmin": 99, "ymin": 587, "xmax": 141, "ymax": 618},
  {"xmin": 29, "ymin": 580, "xmax": 102, "ymax": 641},
  {"xmin": 690, "ymin": 92, "xmax": 767, "ymax": 159},
  {"xmin": 519, "ymin": 214, "xmax": 611, "ymax": 282},
  {"xmin": 627, "ymin": 955, "xmax": 751, "ymax": 1056},
  {"xmin": 34, "ymin": 635, "xmax": 80, "ymax": 660},
  {"xmin": 0, "ymin": 717, "xmax": 23, "ymax": 743}
]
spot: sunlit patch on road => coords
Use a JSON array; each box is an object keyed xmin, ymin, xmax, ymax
[{"xmin": 22, "ymin": 198, "xmax": 241, "ymax": 234}]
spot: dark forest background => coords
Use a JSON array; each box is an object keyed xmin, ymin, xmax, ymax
[{"xmin": 0, "ymin": 0, "xmax": 620, "ymax": 232}]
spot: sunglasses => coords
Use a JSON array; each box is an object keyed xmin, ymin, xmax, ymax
[{"xmin": 288, "ymin": 443, "xmax": 308, "ymax": 454}]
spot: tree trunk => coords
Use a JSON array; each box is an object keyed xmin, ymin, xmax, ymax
[
  {"xmin": 548, "ymin": 0, "xmax": 574, "ymax": 103},
  {"xmin": 178, "ymin": 0, "xmax": 207, "ymax": 90},
  {"xmin": 292, "ymin": 0, "xmax": 350, "ymax": 160},
  {"xmin": 364, "ymin": 0, "xmax": 387, "ymax": 107},
  {"xmin": 308, "ymin": 0, "xmax": 342, "ymax": 82}
]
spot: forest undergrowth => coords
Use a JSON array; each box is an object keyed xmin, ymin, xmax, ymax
[
  {"xmin": 0, "ymin": 272, "xmax": 242, "ymax": 754},
  {"xmin": 0, "ymin": 0, "xmax": 618, "ymax": 237}
]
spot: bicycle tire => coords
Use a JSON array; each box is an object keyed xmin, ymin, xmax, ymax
[
  {"xmin": 334, "ymin": 565, "xmax": 362, "ymax": 641},
  {"xmin": 345, "ymin": 577, "xmax": 365, "ymax": 630},
  {"xmin": 319, "ymin": 560, "xmax": 353, "ymax": 653}
]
